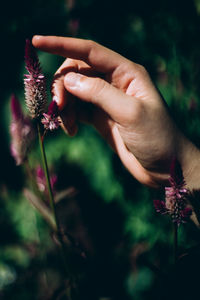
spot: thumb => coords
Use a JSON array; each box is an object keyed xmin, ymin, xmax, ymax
[{"xmin": 64, "ymin": 72, "xmax": 137, "ymax": 124}]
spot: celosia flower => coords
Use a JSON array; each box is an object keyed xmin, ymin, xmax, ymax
[
  {"xmin": 154, "ymin": 158, "xmax": 192, "ymax": 225},
  {"xmin": 36, "ymin": 165, "xmax": 57, "ymax": 195},
  {"xmin": 153, "ymin": 200, "xmax": 167, "ymax": 215},
  {"xmin": 10, "ymin": 94, "xmax": 35, "ymax": 165},
  {"xmin": 41, "ymin": 100, "xmax": 60, "ymax": 131},
  {"xmin": 24, "ymin": 39, "xmax": 47, "ymax": 118}
]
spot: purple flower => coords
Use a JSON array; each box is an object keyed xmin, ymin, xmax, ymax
[
  {"xmin": 41, "ymin": 100, "xmax": 60, "ymax": 131},
  {"xmin": 188, "ymin": 97, "xmax": 198, "ymax": 113},
  {"xmin": 36, "ymin": 165, "xmax": 57, "ymax": 195},
  {"xmin": 153, "ymin": 200, "xmax": 167, "ymax": 214},
  {"xmin": 66, "ymin": 0, "xmax": 76, "ymax": 10},
  {"xmin": 10, "ymin": 94, "xmax": 35, "ymax": 165},
  {"xmin": 68, "ymin": 19, "xmax": 80, "ymax": 36},
  {"xmin": 24, "ymin": 40, "xmax": 47, "ymax": 119},
  {"xmin": 154, "ymin": 158, "xmax": 192, "ymax": 225}
]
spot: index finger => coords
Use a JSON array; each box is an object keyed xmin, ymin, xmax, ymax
[{"xmin": 32, "ymin": 35, "xmax": 130, "ymax": 73}]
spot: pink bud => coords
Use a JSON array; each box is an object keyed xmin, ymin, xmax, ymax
[
  {"xmin": 10, "ymin": 94, "xmax": 35, "ymax": 165},
  {"xmin": 10, "ymin": 94, "xmax": 23, "ymax": 121},
  {"xmin": 41, "ymin": 101, "xmax": 60, "ymax": 131}
]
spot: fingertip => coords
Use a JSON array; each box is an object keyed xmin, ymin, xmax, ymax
[
  {"xmin": 52, "ymin": 95, "xmax": 62, "ymax": 110},
  {"xmin": 32, "ymin": 35, "xmax": 44, "ymax": 47},
  {"xmin": 60, "ymin": 117, "xmax": 78, "ymax": 137},
  {"xmin": 68, "ymin": 124, "xmax": 78, "ymax": 137},
  {"xmin": 51, "ymin": 82, "xmax": 68, "ymax": 111},
  {"xmin": 60, "ymin": 123, "xmax": 78, "ymax": 137},
  {"xmin": 53, "ymin": 97, "xmax": 66, "ymax": 112},
  {"xmin": 59, "ymin": 98, "xmax": 78, "ymax": 135}
]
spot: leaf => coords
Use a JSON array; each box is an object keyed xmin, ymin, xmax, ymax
[
  {"xmin": 23, "ymin": 188, "xmax": 56, "ymax": 230},
  {"xmin": 54, "ymin": 187, "xmax": 78, "ymax": 204}
]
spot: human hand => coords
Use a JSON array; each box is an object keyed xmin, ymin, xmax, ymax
[{"xmin": 32, "ymin": 35, "xmax": 200, "ymax": 188}]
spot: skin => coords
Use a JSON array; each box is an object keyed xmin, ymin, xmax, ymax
[{"xmin": 32, "ymin": 35, "xmax": 200, "ymax": 189}]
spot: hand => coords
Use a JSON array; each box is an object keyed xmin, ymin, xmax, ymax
[{"xmin": 32, "ymin": 35, "xmax": 200, "ymax": 188}]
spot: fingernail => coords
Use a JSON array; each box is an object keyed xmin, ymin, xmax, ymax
[
  {"xmin": 33, "ymin": 35, "xmax": 44, "ymax": 40},
  {"xmin": 52, "ymin": 95, "xmax": 59, "ymax": 103},
  {"xmin": 64, "ymin": 72, "xmax": 83, "ymax": 89}
]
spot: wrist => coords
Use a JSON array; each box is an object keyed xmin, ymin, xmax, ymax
[{"xmin": 177, "ymin": 133, "xmax": 200, "ymax": 190}]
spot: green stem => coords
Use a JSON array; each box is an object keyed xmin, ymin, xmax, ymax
[
  {"xmin": 37, "ymin": 123, "xmax": 57, "ymax": 219},
  {"xmin": 37, "ymin": 123, "xmax": 71, "ymax": 286},
  {"xmin": 174, "ymin": 223, "xmax": 178, "ymax": 264}
]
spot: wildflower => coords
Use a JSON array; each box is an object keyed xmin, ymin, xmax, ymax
[
  {"xmin": 36, "ymin": 165, "xmax": 57, "ymax": 195},
  {"xmin": 10, "ymin": 94, "xmax": 34, "ymax": 165},
  {"xmin": 68, "ymin": 19, "xmax": 80, "ymax": 36},
  {"xmin": 41, "ymin": 100, "xmax": 60, "ymax": 131},
  {"xmin": 154, "ymin": 158, "xmax": 192, "ymax": 225},
  {"xmin": 153, "ymin": 200, "xmax": 167, "ymax": 215},
  {"xmin": 24, "ymin": 39, "xmax": 47, "ymax": 118}
]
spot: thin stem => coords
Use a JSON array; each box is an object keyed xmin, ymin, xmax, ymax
[
  {"xmin": 174, "ymin": 223, "xmax": 178, "ymax": 263},
  {"xmin": 37, "ymin": 122, "xmax": 72, "ymax": 287},
  {"xmin": 37, "ymin": 123, "xmax": 58, "ymax": 221}
]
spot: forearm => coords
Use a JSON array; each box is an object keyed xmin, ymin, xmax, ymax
[{"xmin": 178, "ymin": 133, "xmax": 200, "ymax": 190}]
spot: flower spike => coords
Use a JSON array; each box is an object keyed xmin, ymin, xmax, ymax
[
  {"xmin": 41, "ymin": 100, "xmax": 60, "ymax": 131},
  {"xmin": 10, "ymin": 94, "xmax": 35, "ymax": 165},
  {"xmin": 24, "ymin": 39, "xmax": 47, "ymax": 119},
  {"xmin": 153, "ymin": 200, "xmax": 167, "ymax": 214},
  {"xmin": 11, "ymin": 93, "xmax": 23, "ymax": 121},
  {"xmin": 154, "ymin": 158, "xmax": 192, "ymax": 225}
]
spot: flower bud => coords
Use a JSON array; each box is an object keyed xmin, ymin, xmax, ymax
[{"xmin": 24, "ymin": 40, "xmax": 47, "ymax": 119}]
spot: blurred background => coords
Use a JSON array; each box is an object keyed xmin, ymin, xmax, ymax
[{"xmin": 1, "ymin": 0, "xmax": 200, "ymax": 299}]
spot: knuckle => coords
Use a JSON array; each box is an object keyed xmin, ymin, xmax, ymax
[
  {"xmin": 86, "ymin": 39, "xmax": 96, "ymax": 50},
  {"xmin": 136, "ymin": 64, "xmax": 148, "ymax": 76},
  {"xmin": 86, "ymin": 40, "xmax": 99, "ymax": 61},
  {"xmin": 86, "ymin": 39, "xmax": 94, "ymax": 45},
  {"xmin": 90, "ymin": 78, "xmax": 107, "ymax": 102}
]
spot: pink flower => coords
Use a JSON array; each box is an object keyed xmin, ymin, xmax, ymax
[
  {"xmin": 41, "ymin": 100, "xmax": 60, "ymax": 131},
  {"xmin": 24, "ymin": 40, "xmax": 47, "ymax": 119},
  {"xmin": 153, "ymin": 200, "xmax": 167, "ymax": 214},
  {"xmin": 154, "ymin": 158, "xmax": 192, "ymax": 225},
  {"xmin": 68, "ymin": 19, "xmax": 80, "ymax": 36},
  {"xmin": 10, "ymin": 94, "xmax": 35, "ymax": 165},
  {"xmin": 36, "ymin": 165, "xmax": 57, "ymax": 195},
  {"xmin": 66, "ymin": 0, "xmax": 76, "ymax": 11}
]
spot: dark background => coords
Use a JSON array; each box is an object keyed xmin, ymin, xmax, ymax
[{"xmin": 1, "ymin": 0, "xmax": 200, "ymax": 299}]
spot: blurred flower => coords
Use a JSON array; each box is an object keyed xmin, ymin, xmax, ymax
[
  {"xmin": 68, "ymin": 19, "xmax": 80, "ymax": 36},
  {"xmin": 36, "ymin": 165, "xmax": 57, "ymax": 195},
  {"xmin": 156, "ymin": 57, "xmax": 168, "ymax": 86},
  {"xmin": 154, "ymin": 158, "xmax": 192, "ymax": 225},
  {"xmin": 66, "ymin": 0, "xmax": 76, "ymax": 10},
  {"xmin": 188, "ymin": 97, "xmax": 198, "ymax": 113},
  {"xmin": 24, "ymin": 39, "xmax": 47, "ymax": 119},
  {"xmin": 41, "ymin": 100, "xmax": 60, "ymax": 131},
  {"xmin": 10, "ymin": 94, "xmax": 35, "ymax": 165},
  {"xmin": 153, "ymin": 200, "xmax": 167, "ymax": 215}
]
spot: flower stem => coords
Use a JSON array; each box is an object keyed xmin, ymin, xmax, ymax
[
  {"xmin": 37, "ymin": 123, "xmax": 58, "ymax": 222},
  {"xmin": 174, "ymin": 223, "xmax": 178, "ymax": 263},
  {"xmin": 37, "ymin": 123, "xmax": 72, "ymax": 287}
]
